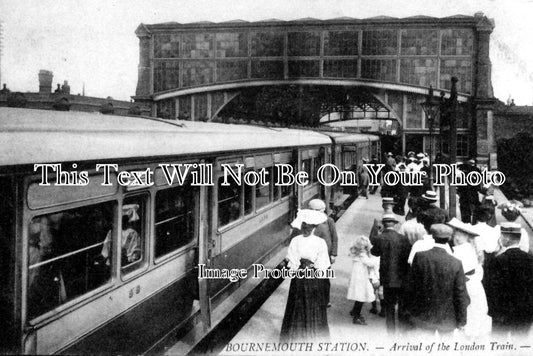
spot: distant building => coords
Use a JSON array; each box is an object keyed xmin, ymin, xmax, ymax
[
  {"xmin": 494, "ymin": 102, "xmax": 533, "ymax": 140},
  {"xmin": 0, "ymin": 70, "xmax": 150, "ymax": 116}
]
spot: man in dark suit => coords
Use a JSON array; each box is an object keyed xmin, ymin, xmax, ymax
[
  {"xmin": 457, "ymin": 160, "xmax": 481, "ymax": 224},
  {"xmin": 371, "ymin": 213, "xmax": 411, "ymax": 333},
  {"xmin": 485, "ymin": 223, "xmax": 533, "ymax": 336},
  {"xmin": 404, "ymin": 224, "xmax": 470, "ymax": 334},
  {"xmin": 308, "ymin": 199, "xmax": 338, "ymax": 307}
]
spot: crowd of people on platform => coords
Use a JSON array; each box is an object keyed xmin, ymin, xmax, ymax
[
  {"xmin": 278, "ymin": 151, "xmax": 533, "ymax": 344},
  {"xmin": 365, "ymin": 197, "xmax": 533, "ymax": 339},
  {"xmin": 377, "ymin": 151, "xmax": 432, "ymax": 216}
]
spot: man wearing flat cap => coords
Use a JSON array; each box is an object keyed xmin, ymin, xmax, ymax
[
  {"xmin": 484, "ymin": 223, "xmax": 533, "ymax": 336},
  {"xmin": 404, "ymin": 224, "xmax": 470, "ymax": 334},
  {"xmin": 371, "ymin": 213, "xmax": 411, "ymax": 333}
]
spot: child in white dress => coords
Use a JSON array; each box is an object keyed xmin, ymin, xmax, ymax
[{"xmin": 347, "ymin": 235, "xmax": 378, "ymax": 325}]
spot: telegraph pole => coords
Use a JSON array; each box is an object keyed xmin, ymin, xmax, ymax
[
  {"xmin": 448, "ymin": 77, "xmax": 458, "ymax": 218},
  {"xmin": 0, "ymin": 21, "xmax": 3, "ymax": 85}
]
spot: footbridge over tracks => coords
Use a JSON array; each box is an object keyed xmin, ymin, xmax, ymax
[{"xmin": 134, "ymin": 13, "xmax": 497, "ymax": 164}]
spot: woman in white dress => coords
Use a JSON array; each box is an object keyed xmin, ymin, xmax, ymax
[
  {"xmin": 281, "ymin": 209, "xmax": 331, "ymax": 342},
  {"xmin": 448, "ymin": 218, "xmax": 492, "ymax": 338}
]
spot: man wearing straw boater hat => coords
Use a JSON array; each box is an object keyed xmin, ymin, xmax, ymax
[
  {"xmin": 370, "ymin": 213, "xmax": 411, "ymax": 333},
  {"xmin": 484, "ymin": 223, "xmax": 533, "ymax": 337},
  {"xmin": 418, "ymin": 190, "xmax": 449, "ymax": 225}
]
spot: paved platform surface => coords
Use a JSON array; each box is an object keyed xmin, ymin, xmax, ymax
[{"xmin": 218, "ymin": 191, "xmax": 533, "ymax": 356}]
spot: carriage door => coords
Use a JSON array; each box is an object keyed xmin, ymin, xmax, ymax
[
  {"xmin": 153, "ymin": 170, "xmax": 201, "ymax": 302},
  {"xmin": 0, "ymin": 176, "xmax": 17, "ymax": 354}
]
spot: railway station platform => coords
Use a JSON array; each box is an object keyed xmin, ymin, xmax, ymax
[
  {"xmin": 216, "ymin": 189, "xmax": 533, "ymax": 356},
  {"xmin": 218, "ymin": 192, "xmax": 392, "ymax": 355}
]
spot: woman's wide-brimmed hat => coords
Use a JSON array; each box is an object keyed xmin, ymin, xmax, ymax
[
  {"xmin": 122, "ymin": 204, "xmax": 140, "ymax": 222},
  {"xmin": 447, "ymin": 217, "xmax": 479, "ymax": 236},
  {"xmin": 308, "ymin": 199, "xmax": 326, "ymax": 211},
  {"xmin": 291, "ymin": 209, "xmax": 327, "ymax": 229}
]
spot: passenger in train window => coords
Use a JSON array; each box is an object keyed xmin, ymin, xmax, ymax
[
  {"xmin": 28, "ymin": 203, "xmax": 114, "ymax": 319},
  {"xmin": 101, "ymin": 204, "xmax": 141, "ymax": 267},
  {"xmin": 120, "ymin": 205, "xmax": 141, "ymax": 265},
  {"xmin": 27, "ymin": 216, "xmax": 65, "ymax": 318}
]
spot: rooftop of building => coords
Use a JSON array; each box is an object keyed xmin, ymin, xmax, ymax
[{"xmin": 137, "ymin": 12, "xmax": 494, "ymax": 34}]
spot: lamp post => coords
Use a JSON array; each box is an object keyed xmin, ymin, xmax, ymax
[{"xmin": 420, "ymin": 85, "xmax": 441, "ymax": 188}]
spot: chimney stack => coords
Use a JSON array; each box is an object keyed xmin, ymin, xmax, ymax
[{"xmin": 38, "ymin": 70, "xmax": 53, "ymax": 94}]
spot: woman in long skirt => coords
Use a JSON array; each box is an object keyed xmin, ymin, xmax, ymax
[{"xmin": 280, "ymin": 209, "xmax": 331, "ymax": 342}]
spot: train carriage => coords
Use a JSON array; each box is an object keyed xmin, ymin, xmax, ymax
[
  {"xmin": 321, "ymin": 132, "xmax": 380, "ymax": 218},
  {"xmin": 0, "ymin": 107, "xmax": 379, "ymax": 354},
  {"xmin": 0, "ymin": 108, "xmax": 335, "ymax": 354}
]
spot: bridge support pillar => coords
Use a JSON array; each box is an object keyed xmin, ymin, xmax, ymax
[
  {"xmin": 473, "ymin": 13, "xmax": 497, "ymax": 167},
  {"xmin": 474, "ymin": 100, "xmax": 497, "ymax": 166}
]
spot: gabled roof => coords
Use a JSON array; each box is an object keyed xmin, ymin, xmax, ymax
[
  {"xmin": 256, "ymin": 18, "xmax": 285, "ymax": 22},
  {"xmin": 188, "ymin": 20, "xmax": 215, "ymax": 24},
  {"xmin": 220, "ymin": 19, "xmax": 249, "ymax": 23},
  {"xmin": 294, "ymin": 17, "xmax": 321, "ymax": 21},
  {"xmin": 367, "ymin": 15, "xmax": 398, "ymax": 20},
  {"xmin": 404, "ymin": 15, "xmax": 436, "ymax": 20},
  {"xmin": 329, "ymin": 16, "xmax": 358, "ymax": 21},
  {"xmin": 444, "ymin": 14, "xmax": 472, "ymax": 19}
]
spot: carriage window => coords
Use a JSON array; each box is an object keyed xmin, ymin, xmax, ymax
[
  {"xmin": 244, "ymin": 178, "xmax": 254, "ymax": 215},
  {"xmin": 273, "ymin": 167, "xmax": 280, "ymax": 201},
  {"xmin": 301, "ymin": 159, "xmax": 312, "ymax": 184},
  {"xmin": 312, "ymin": 156, "xmax": 322, "ymax": 182},
  {"xmin": 218, "ymin": 176, "xmax": 241, "ymax": 226},
  {"xmin": 343, "ymin": 149, "xmax": 357, "ymax": 170},
  {"xmin": 276, "ymin": 164, "xmax": 292, "ymax": 198},
  {"xmin": 119, "ymin": 196, "xmax": 146, "ymax": 274},
  {"xmin": 256, "ymin": 167, "xmax": 272, "ymax": 210},
  {"xmin": 27, "ymin": 201, "xmax": 114, "ymax": 320},
  {"xmin": 155, "ymin": 186, "xmax": 197, "ymax": 258}
]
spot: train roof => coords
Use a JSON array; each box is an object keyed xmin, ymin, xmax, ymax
[
  {"xmin": 320, "ymin": 131, "xmax": 380, "ymax": 144},
  {"xmin": 0, "ymin": 108, "xmax": 331, "ymax": 166}
]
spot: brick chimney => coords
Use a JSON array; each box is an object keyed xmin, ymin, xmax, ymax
[{"xmin": 38, "ymin": 70, "xmax": 53, "ymax": 94}]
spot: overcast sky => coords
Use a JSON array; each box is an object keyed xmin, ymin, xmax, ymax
[{"xmin": 1, "ymin": 0, "xmax": 532, "ymax": 103}]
